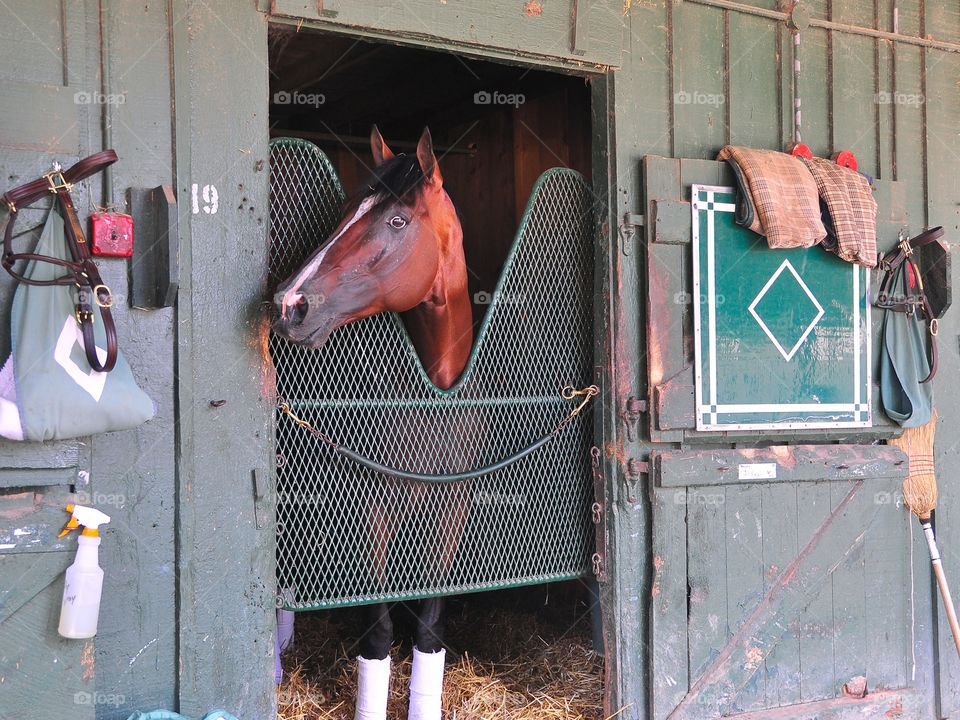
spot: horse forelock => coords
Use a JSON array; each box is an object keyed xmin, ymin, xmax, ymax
[{"xmin": 361, "ymin": 154, "xmax": 426, "ymax": 207}]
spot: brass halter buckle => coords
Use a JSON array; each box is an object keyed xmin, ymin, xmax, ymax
[{"xmin": 43, "ymin": 169, "xmax": 73, "ymax": 195}]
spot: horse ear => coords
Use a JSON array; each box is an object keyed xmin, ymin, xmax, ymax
[
  {"xmin": 416, "ymin": 127, "xmax": 442, "ymax": 186},
  {"xmin": 370, "ymin": 125, "xmax": 395, "ymax": 166}
]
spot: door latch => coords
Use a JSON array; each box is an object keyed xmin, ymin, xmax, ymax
[
  {"xmin": 590, "ymin": 446, "xmax": 608, "ymax": 582},
  {"xmin": 618, "ymin": 212, "xmax": 644, "ymax": 256}
]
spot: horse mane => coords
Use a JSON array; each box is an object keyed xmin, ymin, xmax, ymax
[{"xmin": 360, "ymin": 153, "xmax": 425, "ymax": 208}]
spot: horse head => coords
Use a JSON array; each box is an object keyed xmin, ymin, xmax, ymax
[{"xmin": 273, "ymin": 126, "xmax": 472, "ymax": 389}]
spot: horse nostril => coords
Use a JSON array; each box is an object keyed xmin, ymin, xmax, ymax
[{"xmin": 290, "ymin": 295, "xmax": 309, "ymax": 325}]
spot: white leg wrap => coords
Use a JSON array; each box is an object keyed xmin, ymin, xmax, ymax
[
  {"xmin": 408, "ymin": 646, "xmax": 445, "ymax": 720},
  {"xmin": 355, "ymin": 655, "xmax": 391, "ymax": 720}
]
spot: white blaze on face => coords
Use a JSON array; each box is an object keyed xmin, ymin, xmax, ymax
[{"xmin": 280, "ymin": 196, "xmax": 378, "ymax": 319}]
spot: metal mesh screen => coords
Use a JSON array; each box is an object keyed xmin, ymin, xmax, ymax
[{"xmin": 269, "ymin": 138, "xmax": 595, "ymax": 610}]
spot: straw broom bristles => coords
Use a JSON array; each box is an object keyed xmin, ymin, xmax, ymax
[
  {"xmin": 889, "ymin": 409, "xmax": 939, "ymax": 520},
  {"xmin": 888, "ymin": 410, "xmax": 960, "ymax": 658}
]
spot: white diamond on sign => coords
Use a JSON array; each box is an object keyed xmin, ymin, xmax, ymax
[
  {"xmin": 748, "ymin": 259, "xmax": 825, "ymax": 361},
  {"xmin": 54, "ymin": 316, "xmax": 108, "ymax": 401}
]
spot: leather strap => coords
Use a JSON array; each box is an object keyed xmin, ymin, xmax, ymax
[
  {"xmin": 875, "ymin": 227, "xmax": 943, "ymax": 383},
  {"xmin": 1, "ymin": 151, "xmax": 119, "ymax": 372}
]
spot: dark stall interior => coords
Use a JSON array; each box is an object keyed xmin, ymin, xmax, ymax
[{"xmin": 268, "ymin": 26, "xmax": 593, "ymax": 324}]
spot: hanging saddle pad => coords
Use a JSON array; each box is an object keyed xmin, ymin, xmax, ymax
[
  {"xmin": 879, "ymin": 267, "xmax": 933, "ymax": 428},
  {"xmin": 0, "ymin": 203, "xmax": 154, "ymax": 441}
]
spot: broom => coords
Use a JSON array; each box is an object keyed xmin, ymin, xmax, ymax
[{"xmin": 889, "ymin": 410, "xmax": 960, "ymax": 657}]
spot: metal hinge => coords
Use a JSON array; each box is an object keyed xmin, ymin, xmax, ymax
[
  {"xmin": 618, "ymin": 212, "xmax": 644, "ymax": 256},
  {"xmin": 590, "ymin": 446, "xmax": 608, "ymax": 583},
  {"xmin": 623, "ymin": 457, "xmax": 649, "ymax": 505},
  {"xmin": 620, "ymin": 395, "xmax": 648, "ymax": 442}
]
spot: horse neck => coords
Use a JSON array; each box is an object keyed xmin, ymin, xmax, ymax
[{"xmin": 402, "ymin": 200, "xmax": 473, "ymax": 390}]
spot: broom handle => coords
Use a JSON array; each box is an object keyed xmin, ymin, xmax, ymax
[{"xmin": 922, "ymin": 521, "xmax": 960, "ymax": 658}]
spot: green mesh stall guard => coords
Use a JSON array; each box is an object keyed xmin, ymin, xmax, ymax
[{"xmin": 269, "ymin": 138, "xmax": 595, "ymax": 610}]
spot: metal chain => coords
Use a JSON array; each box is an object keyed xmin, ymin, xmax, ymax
[{"xmin": 276, "ymin": 384, "xmax": 599, "ymax": 485}]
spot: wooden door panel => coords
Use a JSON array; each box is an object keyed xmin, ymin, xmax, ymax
[{"xmin": 650, "ymin": 446, "xmax": 917, "ymax": 720}]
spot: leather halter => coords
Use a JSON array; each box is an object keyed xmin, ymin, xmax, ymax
[
  {"xmin": 1, "ymin": 150, "xmax": 119, "ymax": 372},
  {"xmin": 875, "ymin": 226, "xmax": 944, "ymax": 383}
]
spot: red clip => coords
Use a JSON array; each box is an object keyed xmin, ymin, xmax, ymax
[
  {"xmin": 787, "ymin": 143, "xmax": 814, "ymax": 159},
  {"xmin": 832, "ymin": 150, "xmax": 858, "ymax": 172},
  {"xmin": 90, "ymin": 212, "xmax": 134, "ymax": 258}
]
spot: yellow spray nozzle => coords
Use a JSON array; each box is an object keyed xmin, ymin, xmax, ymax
[
  {"xmin": 59, "ymin": 503, "xmax": 110, "ymax": 538},
  {"xmin": 59, "ymin": 504, "xmax": 80, "ymax": 537}
]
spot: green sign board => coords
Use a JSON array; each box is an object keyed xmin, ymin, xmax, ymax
[{"xmin": 692, "ymin": 185, "xmax": 871, "ymax": 431}]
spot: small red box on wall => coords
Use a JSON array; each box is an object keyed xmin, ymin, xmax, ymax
[{"xmin": 90, "ymin": 212, "xmax": 134, "ymax": 257}]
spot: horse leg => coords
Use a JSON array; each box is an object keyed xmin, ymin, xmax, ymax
[
  {"xmin": 355, "ymin": 494, "xmax": 399, "ymax": 720},
  {"xmin": 409, "ymin": 597, "xmax": 446, "ymax": 720},
  {"xmin": 408, "ymin": 481, "xmax": 471, "ymax": 720}
]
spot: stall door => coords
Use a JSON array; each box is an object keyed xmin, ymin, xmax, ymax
[
  {"xmin": 641, "ymin": 157, "xmax": 937, "ymax": 719},
  {"xmin": 0, "ymin": 2, "xmax": 100, "ymax": 718}
]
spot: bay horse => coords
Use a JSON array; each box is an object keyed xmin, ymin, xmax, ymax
[{"xmin": 272, "ymin": 126, "xmax": 473, "ymax": 720}]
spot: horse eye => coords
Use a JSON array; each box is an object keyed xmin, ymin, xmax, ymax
[{"xmin": 388, "ymin": 215, "xmax": 407, "ymax": 229}]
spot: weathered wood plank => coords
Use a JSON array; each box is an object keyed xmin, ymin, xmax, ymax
[
  {"xmin": 650, "ymin": 487, "xmax": 689, "ymax": 720},
  {"xmin": 672, "ymin": 3, "xmax": 727, "ymax": 158},
  {"xmin": 862, "ymin": 476, "xmax": 909, "ymax": 692},
  {"xmin": 670, "ymin": 481, "xmax": 881, "ymax": 718},
  {"xmin": 271, "ymin": 0, "xmax": 625, "ymax": 68},
  {"xmin": 759, "ymin": 483, "xmax": 802, "ymax": 708},
  {"xmin": 796, "ymin": 481, "xmax": 836, "ymax": 703},
  {"xmin": 721, "ymin": 484, "xmax": 766, "ymax": 713},
  {"xmin": 685, "ymin": 484, "xmax": 729, "ymax": 682},
  {"xmin": 827, "ymin": 480, "xmax": 867, "ymax": 703},
  {"xmin": 728, "ymin": 13, "xmax": 780, "ymax": 150},
  {"xmin": 654, "ymin": 445, "xmax": 908, "ymax": 488},
  {"xmin": 830, "ymin": 1, "xmax": 880, "ymax": 178},
  {"xmin": 172, "ymin": 1, "xmax": 276, "ymax": 718}
]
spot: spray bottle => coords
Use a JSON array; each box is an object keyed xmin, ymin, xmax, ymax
[{"xmin": 57, "ymin": 503, "xmax": 111, "ymax": 639}]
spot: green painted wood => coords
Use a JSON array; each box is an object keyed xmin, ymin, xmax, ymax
[
  {"xmin": 672, "ymin": 3, "xmax": 726, "ymax": 158},
  {"xmin": 0, "ymin": 1, "xmax": 97, "ymax": 717},
  {"xmin": 90, "ymin": 1, "xmax": 180, "ymax": 715},
  {"xmin": 692, "ymin": 187, "xmax": 871, "ymax": 430},
  {"xmin": 643, "ymin": 155, "xmax": 686, "ymax": 444},
  {"xmin": 270, "ymin": 0, "xmax": 625, "ymax": 69},
  {"xmin": 797, "ymin": 27, "xmax": 832, "ymax": 158},
  {"xmin": 795, "ymin": 481, "xmax": 836, "ymax": 703},
  {"xmin": 923, "ymin": 1, "xmax": 960, "ymax": 711},
  {"xmin": 728, "ymin": 12, "xmax": 780, "ymax": 150},
  {"xmin": 830, "ymin": 1, "xmax": 879, "ymax": 178},
  {"xmin": 828, "ymin": 480, "xmax": 868, "ymax": 706},
  {"xmin": 0, "ymin": 552, "xmax": 93, "ymax": 720},
  {"xmin": 650, "ymin": 485, "xmax": 689, "ymax": 720},
  {"xmin": 172, "ymin": 1, "xmax": 276, "ymax": 717},
  {"xmin": 759, "ymin": 482, "xmax": 801, "ymax": 707},
  {"xmin": 862, "ymin": 476, "xmax": 910, "ymax": 692},
  {"xmin": 654, "ymin": 445, "xmax": 908, "ymax": 487},
  {"xmin": 722, "ymin": 483, "xmax": 766, "ymax": 713},
  {"xmin": 685, "ymin": 483, "xmax": 729, "ymax": 681}
]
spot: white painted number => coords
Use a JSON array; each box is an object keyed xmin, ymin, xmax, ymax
[{"xmin": 191, "ymin": 183, "xmax": 219, "ymax": 215}]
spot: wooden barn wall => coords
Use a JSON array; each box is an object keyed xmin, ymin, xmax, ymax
[
  {"xmin": 1, "ymin": 1, "xmax": 957, "ymax": 719},
  {"xmin": 603, "ymin": 2, "xmax": 960, "ymax": 719}
]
